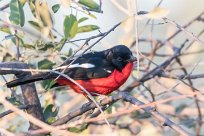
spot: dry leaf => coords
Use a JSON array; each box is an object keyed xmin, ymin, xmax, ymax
[
  {"xmin": 146, "ymin": 7, "xmax": 169, "ymax": 19},
  {"xmin": 60, "ymin": 0, "xmax": 71, "ymax": 8},
  {"xmin": 35, "ymin": 0, "xmax": 53, "ymax": 37},
  {"xmin": 121, "ymin": 17, "xmax": 134, "ymax": 33}
]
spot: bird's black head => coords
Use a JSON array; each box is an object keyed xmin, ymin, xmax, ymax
[{"xmin": 104, "ymin": 45, "xmax": 136, "ymax": 71}]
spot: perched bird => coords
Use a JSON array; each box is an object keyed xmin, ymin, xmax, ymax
[{"xmin": 6, "ymin": 45, "xmax": 136, "ymax": 95}]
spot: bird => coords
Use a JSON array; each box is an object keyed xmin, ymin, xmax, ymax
[{"xmin": 6, "ymin": 45, "xmax": 136, "ymax": 95}]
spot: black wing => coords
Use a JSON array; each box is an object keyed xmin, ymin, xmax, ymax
[
  {"xmin": 6, "ymin": 52, "xmax": 115, "ymax": 87},
  {"xmin": 61, "ymin": 52, "xmax": 115, "ymax": 80}
]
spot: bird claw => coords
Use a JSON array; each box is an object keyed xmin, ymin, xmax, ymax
[{"xmin": 97, "ymin": 95, "xmax": 109, "ymax": 103}]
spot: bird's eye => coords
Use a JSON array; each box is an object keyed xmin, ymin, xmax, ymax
[{"xmin": 117, "ymin": 57, "xmax": 122, "ymax": 61}]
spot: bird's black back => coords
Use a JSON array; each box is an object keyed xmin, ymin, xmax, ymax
[
  {"xmin": 60, "ymin": 50, "xmax": 115, "ymax": 80},
  {"xmin": 6, "ymin": 45, "xmax": 134, "ymax": 88}
]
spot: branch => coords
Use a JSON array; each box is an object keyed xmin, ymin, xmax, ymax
[
  {"xmin": 0, "ymin": 94, "xmax": 73, "ymax": 136},
  {"xmin": 0, "ymin": 105, "xmax": 28, "ymax": 118},
  {"xmin": 0, "ymin": 62, "xmax": 45, "ymax": 130},
  {"xmin": 38, "ymin": 92, "xmax": 193, "ymax": 136},
  {"xmin": 126, "ymin": 40, "xmax": 188, "ymax": 91},
  {"xmin": 121, "ymin": 92, "xmax": 192, "ymax": 136},
  {"xmin": 51, "ymin": 93, "xmax": 122, "ymax": 126}
]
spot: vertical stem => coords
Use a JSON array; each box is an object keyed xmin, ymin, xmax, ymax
[
  {"xmin": 0, "ymin": 62, "xmax": 45, "ymax": 130},
  {"xmin": 133, "ymin": 0, "xmax": 140, "ymax": 78},
  {"xmin": 16, "ymin": 66, "xmax": 45, "ymax": 130}
]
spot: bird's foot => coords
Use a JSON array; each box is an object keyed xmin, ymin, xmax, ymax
[{"xmin": 97, "ymin": 95, "xmax": 109, "ymax": 103}]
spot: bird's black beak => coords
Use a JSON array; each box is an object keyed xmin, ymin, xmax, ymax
[{"xmin": 127, "ymin": 56, "xmax": 137, "ymax": 62}]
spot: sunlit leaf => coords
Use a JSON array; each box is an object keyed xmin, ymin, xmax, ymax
[
  {"xmin": 38, "ymin": 59, "xmax": 55, "ymax": 69},
  {"xmin": 68, "ymin": 124, "xmax": 88, "ymax": 133},
  {"xmin": 64, "ymin": 14, "xmax": 78, "ymax": 39},
  {"xmin": 47, "ymin": 117, "xmax": 56, "ymax": 124},
  {"xmin": 19, "ymin": 0, "xmax": 27, "ymax": 6},
  {"xmin": 146, "ymin": 7, "xmax": 169, "ymax": 19},
  {"xmin": 23, "ymin": 44, "xmax": 35, "ymax": 49},
  {"xmin": 9, "ymin": 0, "xmax": 25, "ymax": 26},
  {"xmin": 78, "ymin": 17, "xmax": 88, "ymax": 23},
  {"xmin": 88, "ymin": 13, "xmax": 97, "ymax": 19},
  {"xmin": 78, "ymin": 0, "xmax": 100, "ymax": 12},
  {"xmin": 35, "ymin": 0, "xmax": 53, "ymax": 27},
  {"xmin": 0, "ymin": 27, "xmax": 11, "ymax": 34},
  {"xmin": 35, "ymin": 0, "xmax": 53, "ymax": 37},
  {"xmin": 77, "ymin": 25, "xmax": 99, "ymax": 33},
  {"xmin": 60, "ymin": 0, "xmax": 71, "ymax": 8},
  {"xmin": 28, "ymin": 0, "xmax": 37, "ymax": 17},
  {"xmin": 52, "ymin": 4, "xmax": 60, "ymax": 13},
  {"xmin": 121, "ymin": 17, "xmax": 134, "ymax": 33}
]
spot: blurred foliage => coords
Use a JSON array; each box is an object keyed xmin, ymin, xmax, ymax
[
  {"xmin": 68, "ymin": 124, "xmax": 88, "ymax": 133},
  {"xmin": 0, "ymin": 0, "xmax": 101, "ymax": 132},
  {"xmin": 9, "ymin": 0, "xmax": 25, "ymax": 26},
  {"xmin": 43, "ymin": 104, "xmax": 59, "ymax": 124}
]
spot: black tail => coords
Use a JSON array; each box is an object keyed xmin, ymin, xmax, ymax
[{"xmin": 6, "ymin": 72, "xmax": 53, "ymax": 88}]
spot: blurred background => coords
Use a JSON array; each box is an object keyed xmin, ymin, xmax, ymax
[{"xmin": 0, "ymin": 0, "xmax": 204, "ymax": 135}]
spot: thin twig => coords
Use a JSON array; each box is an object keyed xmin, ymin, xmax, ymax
[
  {"xmin": 0, "ymin": 105, "xmax": 28, "ymax": 118},
  {"xmin": 163, "ymin": 17, "xmax": 204, "ymax": 48}
]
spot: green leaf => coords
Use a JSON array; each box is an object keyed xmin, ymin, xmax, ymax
[
  {"xmin": 47, "ymin": 117, "xmax": 56, "ymax": 124},
  {"xmin": 68, "ymin": 124, "xmax": 88, "ymax": 133},
  {"xmin": 23, "ymin": 44, "xmax": 35, "ymax": 49},
  {"xmin": 35, "ymin": 1, "xmax": 53, "ymax": 28},
  {"xmin": 9, "ymin": 0, "xmax": 25, "ymax": 26},
  {"xmin": 88, "ymin": 13, "xmax": 97, "ymax": 19},
  {"xmin": 176, "ymin": 104, "xmax": 186, "ymax": 114},
  {"xmin": 78, "ymin": 17, "xmax": 88, "ymax": 23},
  {"xmin": 180, "ymin": 118, "xmax": 195, "ymax": 128},
  {"xmin": 6, "ymin": 97, "xmax": 23, "ymax": 105},
  {"xmin": 19, "ymin": 0, "xmax": 27, "ymax": 6},
  {"xmin": 55, "ymin": 38, "xmax": 66, "ymax": 51},
  {"xmin": 41, "ymin": 80, "xmax": 56, "ymax": 90},
  {"xmin": 77, "ymin": 25, "xmax": 99, "ymax": 33},
  {"xmin": 28, "ymin": 0, "xmax": 37, "ymax": 17},
  {"xmin": 0, "ymin": 27, "xmax": 11, "ymax": 34},
  {"xmin": 64, "ymin": 14, "xmax": 78, "ymax": 39},
  {"xmin": 60, "ymin": 48, "xmax": 73, "ymax": 61},
  {"xmin": 78, "ymin": 0, "xmax": 100, "ymax": 12},
  {"xmin": 52, "ymin": 4, "xmax": 60, "ymax": 13},
  {"xmin": 28, "ymin": 21, "xmax": 41, "ymax": 31},
  {"xmin": 35, "ymin": 41, "xmax": 55, "ymax": 51},
  {"xmin": 43, "ymin": 104, "xmax": 59, "ymax": 123},
  {"xmin": 132, "ymin": 111, "xmax": 151, "ymax": 119},
  {"xmin": 38, "ymin": 59, "xmax": 55, "ymax": 69}
]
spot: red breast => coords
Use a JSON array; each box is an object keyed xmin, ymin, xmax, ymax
[{"xmin": 56, "ymin": 63, "xmax": 133, "ymax": 95}]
